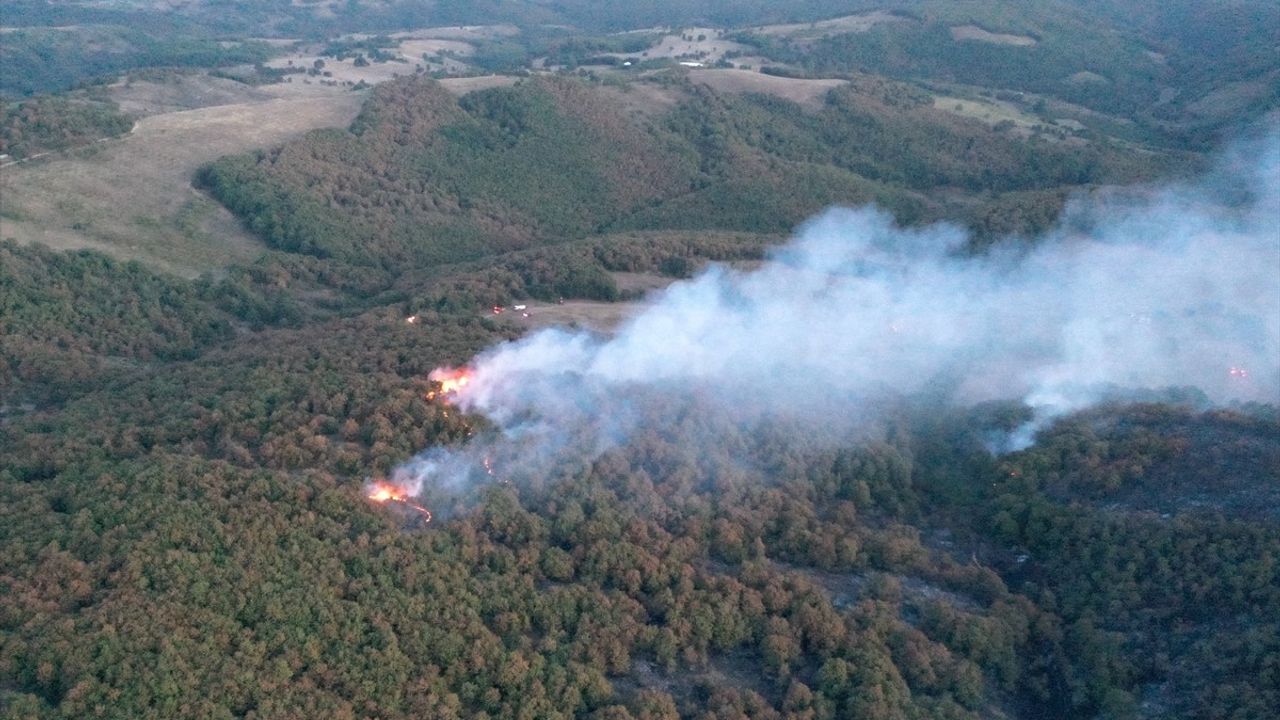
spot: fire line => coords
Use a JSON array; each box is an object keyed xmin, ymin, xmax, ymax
[{"xmin": 366, "ymin": 480, "xmax": 432, "ymax": 521}]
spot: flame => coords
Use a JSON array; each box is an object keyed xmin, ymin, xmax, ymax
[
  {"xmin": 366, "ymin": 480, "xmax": 432, "ymax": 520},
  {"xmin": 482, "ymin": 455, "xmax": 510, "ymax": 484},
  {"xmin": 427, "ymin": 366, "xmax": 474, "ymax": 402},
  {"xmin": 367, "ymin": 481, "xmax": 403, "ymax": 503}
]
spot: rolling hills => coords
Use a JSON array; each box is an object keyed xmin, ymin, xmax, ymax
[
  {"xmin": 1, "ymin": 4, "xmax": 1277, "ymax": 720},
  {"xmin": 198, "ymin": 72, "xmax": 1171, "ymax": 274}
]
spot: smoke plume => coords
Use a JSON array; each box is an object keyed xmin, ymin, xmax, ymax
[{"xmin": 391, "ymin": 128, "xmax": 1280, "ymax": 496}]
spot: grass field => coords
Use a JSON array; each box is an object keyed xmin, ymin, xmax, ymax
[
  {"xmin": 931, "ymin": 94, "xmax": 1043, "ymax": 130},
  {"xmin": 0, "ymin": 20, "xmax": 547, "ymax": 277},
  {"xmin": 610, "ymin": 27, "xmax": 751, "ymax": 63},
  {"xmin": 0, "ymin": 83, "xmax": 365, "ymax": 276},
  {"xmin": 496, "ymin": 272, "xmax": 669, "ymax": 331},
  {"xmin": 949, "ymin": 24, "xmax": 1038, "ymax": 46},
  {"xmin": 686, "ymin": 68, "xmax": 846, "ymax": 109},
  {"xmin": 751, "ymin": 11, "xmax": 908, "ymax": 40},
  {"xmin": 108, "ymin": 73, "xmax": 278, "ymax": 117},
  {"xmin": 265, "ymin": 52, "xmax": 427, "ymax": 86},
  {"xmin": 261, "ymin": 27, "xmax": 527, "ymax": 86},
  {"xmin": 439, "ymin": 75, "xmax": 521, "ymax": 95}
]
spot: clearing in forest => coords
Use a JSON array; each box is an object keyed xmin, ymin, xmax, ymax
[
  {"xmin": 949, "ymin": 24, "xmax": 1038, "ymax": 46},
  {"xmin": 751, "ymin": 12, "xmax": 909, "ymax": 40},
  {"xmin": 686, "ymin": 68, "xmax": 846, "ymax": 109},
  {"xmin": 0, "ymin": 84, "xmax": 364, "ymax": 276}
]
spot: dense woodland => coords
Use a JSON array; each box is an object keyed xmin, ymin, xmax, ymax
[
  {"xmin": 199, "ymin": 74, "xmax": 1165, "ymax": 272},
  {"xmin": 3, "ymin": 3, "xmax": 1279, "ymax": 719},
  {"xmin": 0, "ymin": 98, "xmax": 133, "ymax": 160},
  {"xmin": 3, "ymin": 259, "xmax": 1277, "ymax": 717},
  {"xmin": 0, "ymin": 26, "xmax": 276, "ymax": 99},
  {"xmin": 4, "ymin": 164, "xmax": 1277, "ymax": 720}
]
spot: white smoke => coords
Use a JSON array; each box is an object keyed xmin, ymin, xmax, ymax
[{"xmin": 392, "ymin": 128, "xmax": 1280, "ymax": 494}]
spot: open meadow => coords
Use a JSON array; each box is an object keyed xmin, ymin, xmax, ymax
[{"xmin": 1, "ymin": 83, "xmax": 364, "ymax": 276}]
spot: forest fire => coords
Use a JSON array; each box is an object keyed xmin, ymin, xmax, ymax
[
  {"xmin": 366, "ymin": 480, "xmax": 432, "ymax": 520},
  {"xmin": 427, "ymin": 366, "xmax": 474, "ymax": 402}
]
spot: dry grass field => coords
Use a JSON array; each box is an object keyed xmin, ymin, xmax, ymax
[
  {"xmin": 1, "ymin": 83, "xmax": 365, "ymax": 276},
  {"xmin": 505, "ymin": 299, "xmax": 645, "ymax": 332},
  {"xmin": 751, "ymin": 11, "xmax": 908, "ymax": 40},
  {"xmin": 394, "ymin": 24, "xmax": 520, "ymax": 41},
  {"xmin": 263, "ymin": 26, "xmax": 523, "ymax": 85},
  {"xmin": 611, "ymin": 27, "xmax": 752, "ymax": 64},
  {"xmin": 0, "ymin": 17, "xmax": 538, "ymax": 277},
  {"xmin": 686, "ymin": 69, "xmax": 846, "ymax": 109},
  {"xmin": 471, "ymin": 272, "xmax": 673, "ymax": 332},
  {"xmin": 110, "ymin": 74, "xmax": 277, "ymax": 116},
  {"xmin": 398, "ymin": 38, "xmax": 476, "ymax": 58},
  {"xmin": 949, "ymin": 24, "xmax": 1038, "ymax": 46},
  {"xmin": 265, "ymin": 53, "xmax": 427, "ymax": 85},
  {"xmin": 439, "ymin": 75, "xmax": 521, "ymax": 95},
  {"xmin": 931, "ymin": 94, "xmax": 1042, "ymax": 130},
  {"xmin": 591, "ymin": 81, "xmax": 686, "ymax": 120}
]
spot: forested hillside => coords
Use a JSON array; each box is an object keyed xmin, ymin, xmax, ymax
[
  {"xmin": 3, "ymin": 179, "xmax": 1276, "ymax": 720},
  {"xmin": 2, "ymin": 3, "xmax": 1277, "ymax": 719},
  {"xmin": 0, "ymin": 25, "xmax": 276, "ymax": 98},
  {"xmin": 0, "ymin": 97, "xmax": 133, "ymax": 160},
  {"xmin": 4, "ymin": 273, "xmax": 1276, "ymax": 718},
  {"xmin": 199, "ymin": 74, "xmax": 1166, "ymax": 272}
]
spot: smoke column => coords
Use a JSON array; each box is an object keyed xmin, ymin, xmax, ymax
[{"xmin": 392, "ymin": 128, "xmax": 1280, "ymax": 494}]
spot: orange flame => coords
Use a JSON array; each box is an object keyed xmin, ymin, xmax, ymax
[
  {"xmin": 427, "ymin": 366, "xmax": 474, "ymax": 402},
  {"xmin": 367, "ymin": 481, "xmax": 432, "ymax": 520},
  {"xmin": 367, "ymin": 481, "xmax": 403, "ymax": 503}
]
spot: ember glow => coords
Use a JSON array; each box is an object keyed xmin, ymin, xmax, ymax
[
  {"xmin": 385, "ymin": 128, "xmax": 1279, "ymax": 505},
  {"xmin": 427, "ymin": 366, "xmax": 474, "ymax": 402},
  {"xmin": 366, "ymin": 480, "xmax": 432, "ymax": 520},
  {"xmin": 366, "ymin": 481, "xmax": 402, "ymax": 502}
]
